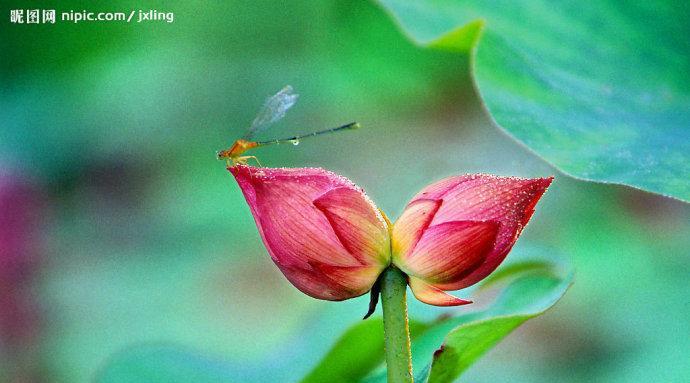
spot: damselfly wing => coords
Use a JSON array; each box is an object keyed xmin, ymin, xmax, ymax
[{"xmin": 244, "ymin": 85, "xmax": 299, "ymax": 141}]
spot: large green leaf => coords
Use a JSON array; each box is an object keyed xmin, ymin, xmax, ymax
[{"xmin": 377, "ymin": 0, "xmax": 690, "ymax": 202}]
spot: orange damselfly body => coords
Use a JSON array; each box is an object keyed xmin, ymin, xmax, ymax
[{"xmin": 217, "ymin": 85, "xmax": 361, "ymax": 166}]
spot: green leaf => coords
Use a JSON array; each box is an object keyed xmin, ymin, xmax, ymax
[
  {"xmin": 300, "ymin": 318, "xmax": 429, "ymax": 383},
  {"xmin": 423, "ymin": 272, "xmax": 571, "ymax": 383},
  {"xmin": 96, "ymin": 345, "xmax": 236, "ymax": 383},
  {"xmin": 377, "ymin": 0, "xmax": 690, "ymax": 202}
]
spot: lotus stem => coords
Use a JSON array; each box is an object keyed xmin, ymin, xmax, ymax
[{"xmin": 380, "ymin": 266, "xmax": 414, "ymax": 383}]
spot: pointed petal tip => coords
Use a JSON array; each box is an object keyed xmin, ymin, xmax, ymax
[
  {"xmin": 227, "ymin": 164, "xmax": 249, "ymax": 176},
  {"xmin": 408, "ymin": 277, "xmax": 473, "ymax": 307},
  {"xmin": 538, "ymin": 175, "xmax": 555, "ymax": 188},
  {"xmin": 408, "ymin": 173, "xmax": 555, "ymax": 213}
]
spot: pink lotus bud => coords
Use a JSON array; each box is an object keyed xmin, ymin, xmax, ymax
[
  {"xmin": 230, "ymin": 166, "xmax": 390, "ymax": 301},
  {"xmin": 391, "ymin": 174, "xmax": 553, "ymax": 306},
  {"xmin": 229, "ymin": 166, "xmax": 551, "ymax": 307}
]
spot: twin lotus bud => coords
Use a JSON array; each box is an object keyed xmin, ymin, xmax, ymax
[{"xmin": 229, "ymin": 165, "xmax": 552, "ymax": 316}]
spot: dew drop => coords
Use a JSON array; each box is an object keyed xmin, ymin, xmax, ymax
[{"xmin": 291, "ymin": 139, "xmax": 300, "ymax": 146}]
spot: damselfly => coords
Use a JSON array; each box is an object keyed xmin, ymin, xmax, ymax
[{"xmin": 217, "ymin": 85, "xmax": 360, "ymax": 166}]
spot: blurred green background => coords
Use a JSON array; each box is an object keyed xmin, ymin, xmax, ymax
[{"xmin": 1, "ymin": 1, "xmax": 688, "ymax": 382}]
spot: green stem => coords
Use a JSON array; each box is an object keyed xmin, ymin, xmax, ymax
[{"xmin": 380, "ymin": 266, "xmax": 414, "ymax": 383}]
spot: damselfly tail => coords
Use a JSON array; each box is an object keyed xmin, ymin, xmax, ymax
[{"xmin": 255, "ymin": 122, "xmax": 360, "ymax": 147}]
